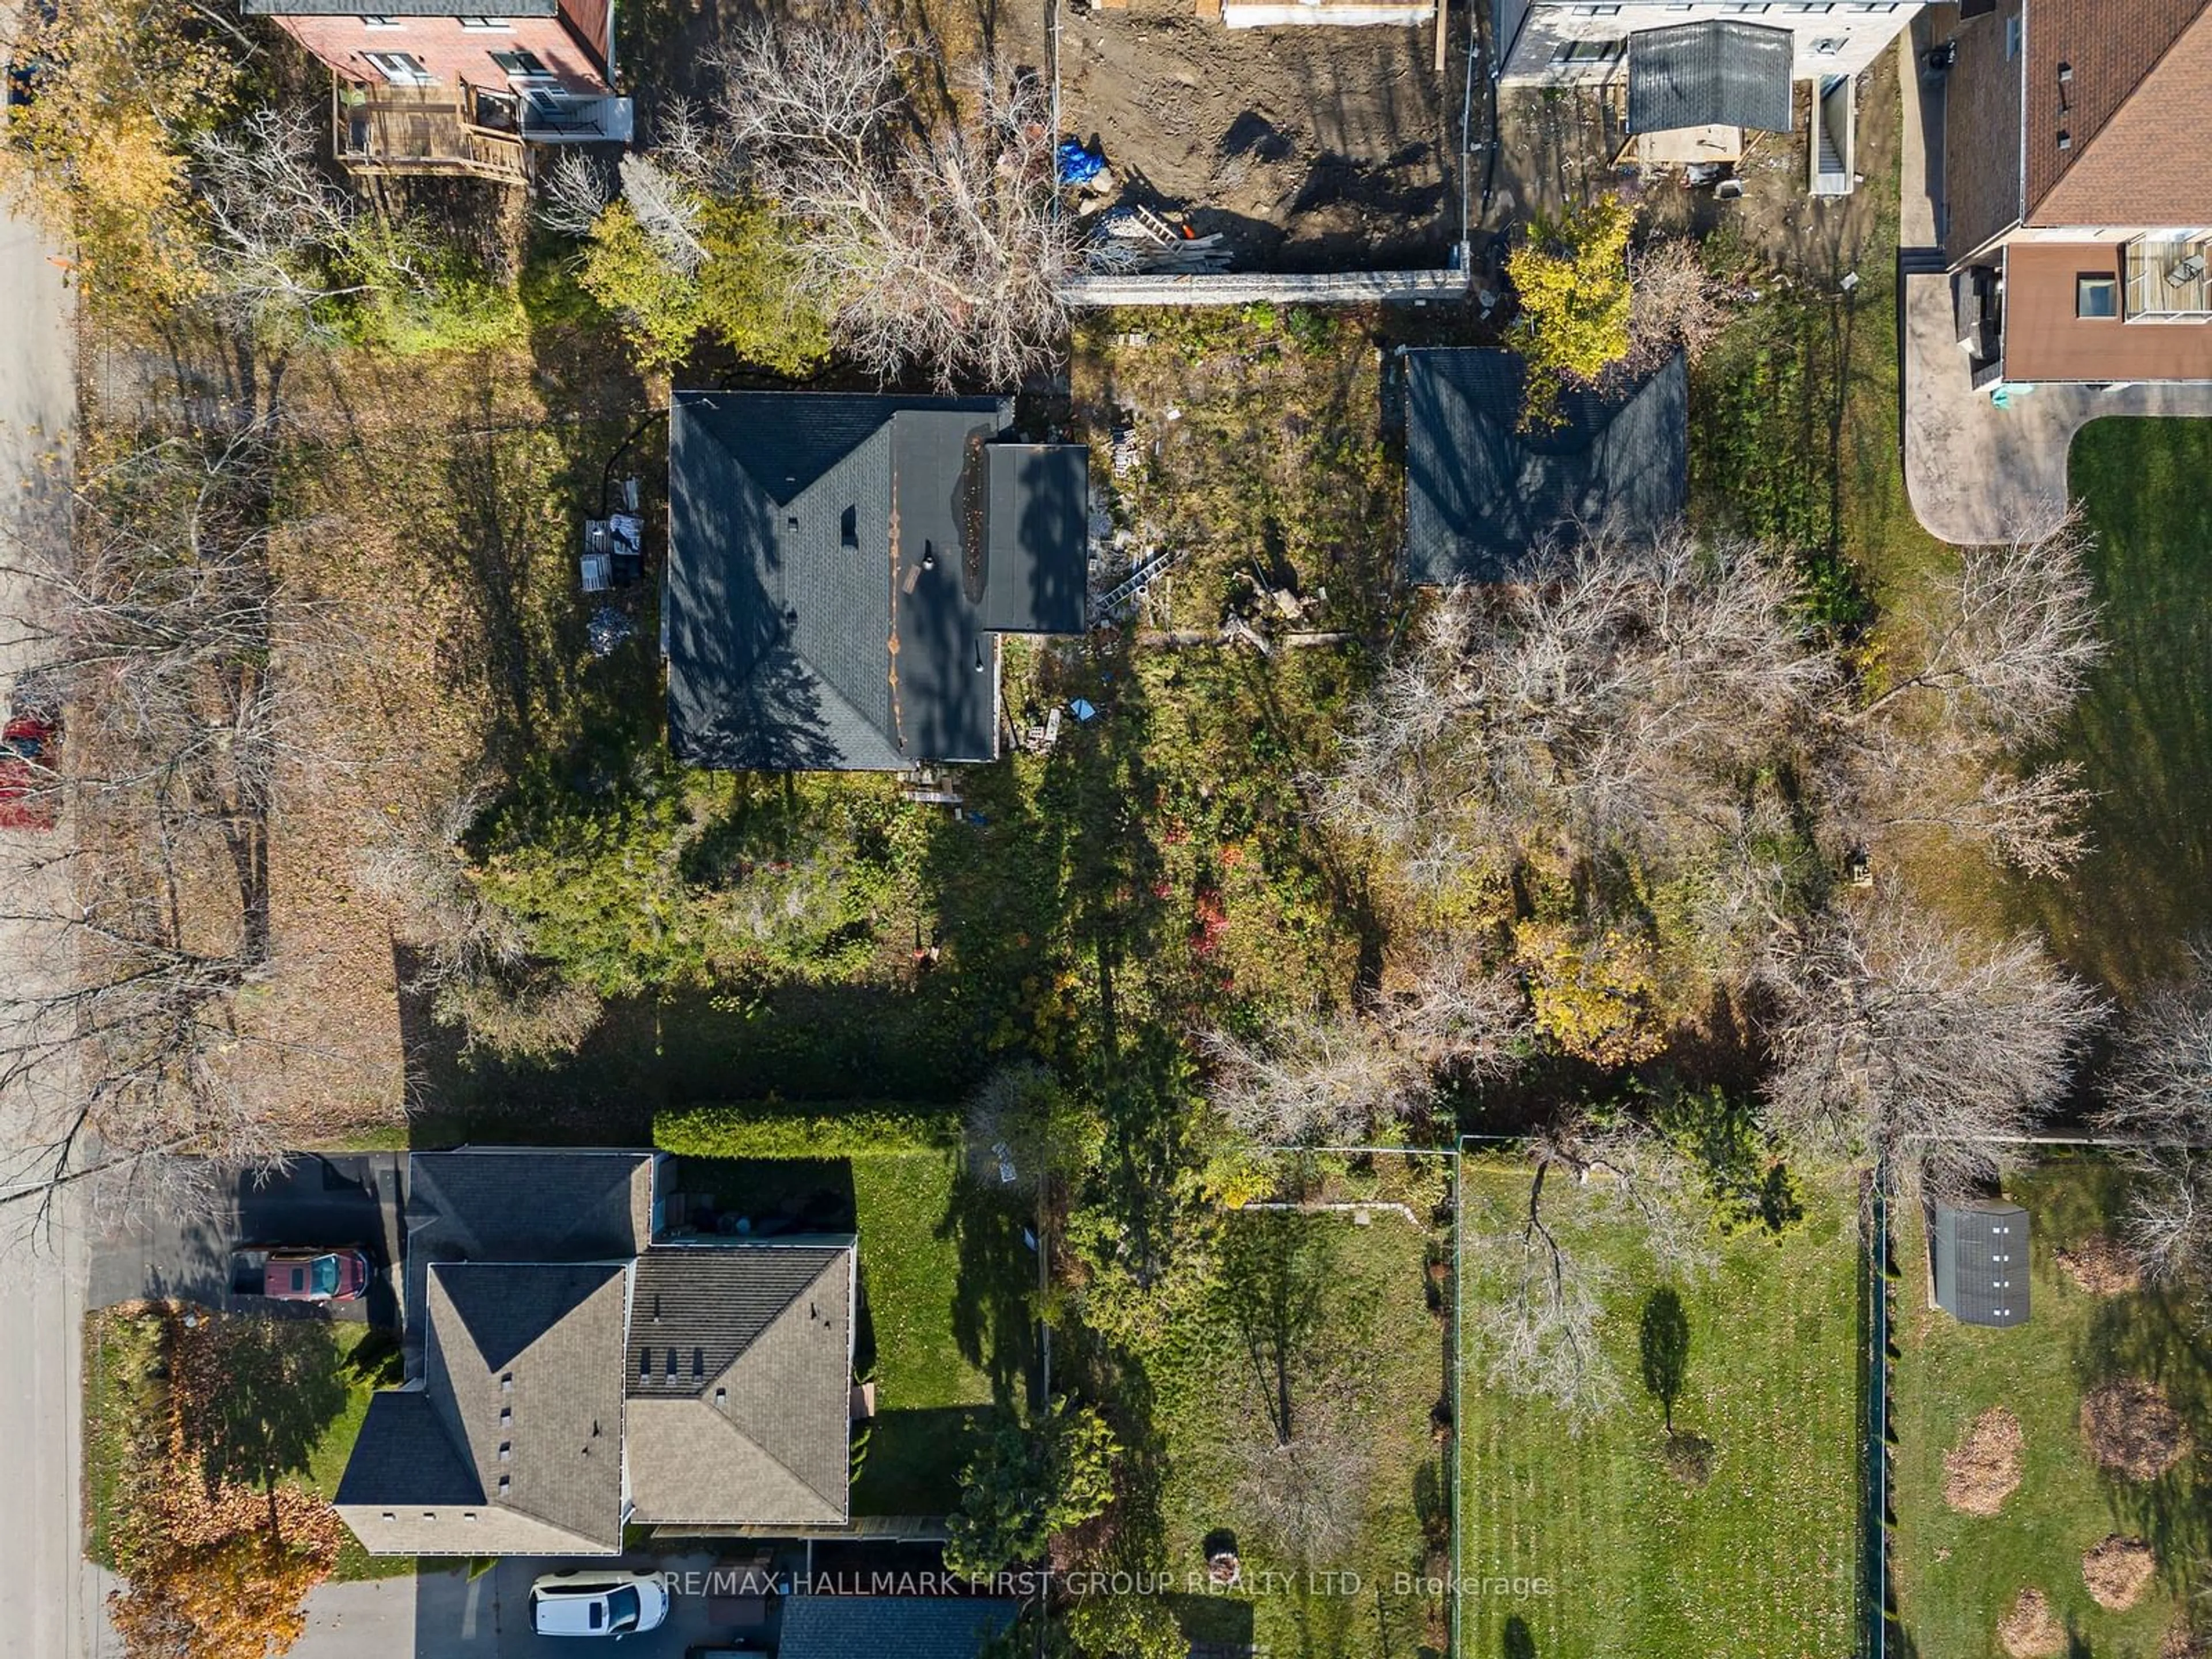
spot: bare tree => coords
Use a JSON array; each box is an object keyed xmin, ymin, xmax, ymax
[
  {"xmin": 189, "ymin": 105, "xmax": 429, "ymax": 333},
  {"xmin": 1322, "ymin": 528, "xmax": 1836, "ymax": 876},
  {"xmin": 1230, "ymin": 1398, "xmax": 1374, "ymax": 1566},
  {"xmin": 1204, "ymin": 960, "xmax": 1526, "ymax": 1145},
  {"xmin": 1759, "ymin": 900, "xmax": 2103, "ymax": 1200},
  {"xmin": 0, "ymin": 425, "xmax": 358, "ymax": 1243},
  {"xmin": 537, "ymin": 151, "xmax": 615, "ymax": 240},
  {"xmin": 1628, "ymin": 237, "xmax": 1730, "ymax": 370},
  {"xmin": 2098, "ymin": 950, "xmax": 2212, "ymax": 1294},
  {"xmin": 1850, "ymin": 512, "xmax": 2104, "ymax": 748},
  {"xmin": 1468, "ymin": 1118, "xmax": 1710, "ymax": 1418},
  {"xmin": 1855, "ymin": 749, "xmax": 2093, "ymax": 879},
  {"xmin": 712, "ymin": 10, "xmax": 1074, "ymax": 386}
]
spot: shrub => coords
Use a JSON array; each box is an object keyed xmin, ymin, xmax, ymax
[{"xmin": 654, "ymin": 1100, "xmax": 963, "ymax": 1159}]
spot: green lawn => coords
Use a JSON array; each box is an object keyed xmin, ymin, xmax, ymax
[
  {"xmin": 1891, "ymin": 1157, "xmax": 2211, "ymax": 1659},
  {"xmin": 2003, "ymin": 419, "xmax": 2212, "ymax": 998},
  {"xmin": 1147, "ymin": 1173, "xmax": 1449, "ymax": 1659},
  {"xmin": 673, "ymin": 1150, "xmax": 1002, "ymax": 1516},
  {"xmin": 1458, "ymin": 1165, "xmax": 1862, "ymax": 1659},
  {"xmin": 83, "ymin": 1309, "xmax": 411, "ymax": 1582}
]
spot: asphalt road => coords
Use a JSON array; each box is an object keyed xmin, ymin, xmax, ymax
[
  {"xmin": 0, "ymin": 138, "xmax": 89, "ymax": 1659},
  {"xmin": 87, "ymin": 1153, "xmax": 410, "ymax": 1325}
]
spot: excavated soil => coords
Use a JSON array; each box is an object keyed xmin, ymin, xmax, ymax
[
  {"xmin": 1020, "ymin": 0, "xmax": 1459, "ymax": 268},
  {"xmin": 1943, "ymin": 1406, "xmax": 2025, "ymax": 1516},
  {"xmin": 1999, "ymin": 1589, "xmax": 2066, "ymax": 1659},
  {"xmin": 2055, "ymin": 1234, "xmax": 2145, "ymax": 1296},
  {"xmin": 2082, "ymin": 1378, "xmax": 2195, "ymax": 1482},
  {"xmin": 2082, "ymin": 1535, "xmax": 2158, "ymax": 1612}
]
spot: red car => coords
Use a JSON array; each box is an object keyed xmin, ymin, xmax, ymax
[
  {"xmin": 0, "ymin": 713, "xmax": 59, "ymax": 831},
  {"xmin": 241, "ymin": 1248, "xmax": 373, "ymax": 1302}
]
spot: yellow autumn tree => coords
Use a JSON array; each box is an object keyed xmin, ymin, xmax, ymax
[
  {"xmin": 1512, "ymin": 918, "xmax": 1668, "ymax": 1067},
  {"xmin": 111, "ymin": 1532, "xmax": 331, "ymax": 1659},
  {"xmin": 0, "ymin": 0, "xmax": 238, "ymax": 308},
  {"xmin": 1505, "ymin": 194, "xmax": 1634, "ymax": 429}
]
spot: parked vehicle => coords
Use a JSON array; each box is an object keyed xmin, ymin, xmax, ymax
[
  {"xmin": 232, "ymin": 1247, "xmax": 373, "ymax": 1303},
  {"xmin": 529, "ymin": 1571, "xmax": 673, "ymax": 1639},
  {"xmin": 0, "ymin": 713, "xmax": 59, "ymax": 831}
]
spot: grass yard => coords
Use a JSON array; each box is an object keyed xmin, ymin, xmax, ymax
[
  {"xmin": 672, "ymin": 1150, "xmax": 1003, "ymax": 1516},
  {"xmin": 83, "ymin": 1307, "xmax": 410, "ymax": 1583},
  {"xmin": 1890, "ymin": 1157, "xmax": 2211, "ymax": 1659},
  {"xmin": 1145, "ymin": 1161, "xmax": 1450, "ymax": 1659},
  {"xmin": 2005, "ymin": 419, "xmax": 2212, "ymax": 999},
  {"xmin": 1458, "ymin": 1164, "xmax": 1862, "ymax": 1659}
]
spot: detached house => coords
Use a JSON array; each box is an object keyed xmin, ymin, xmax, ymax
[
  {"xmin": 247, "ymin": 0, "xmax": 631, "ymax": 182},
  {"xmin": 664, "ymin": 392, "xmax": 1090, "ymax": 773},
  {"xmin": 1938, "ymin": 0, "xmax": 2212, "ymax": 390},
  {"xmin": 334, "ymin": 1150, "xmax": 857, "ymax": 1555},
  {"xmin": 1493, "ymin": 1, "xmax": 1921, "ymax": 191}
]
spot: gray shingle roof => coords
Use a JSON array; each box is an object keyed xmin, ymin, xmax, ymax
[
  {"xmin": 982, "ymin": 445, "xmax": 1090, "ymax": 635},
  {"xmin": 334, "ymin": 1390, "xmax": 483, "ymax": 1508},
  {"xmin": 1627, "ymin": 21, "xmax": 1796, "ymax": 135},
  {"xmin": 407, "ymin": 1149, "xmax": 655, "ymax": 1261},
  {"xmin": 777, "ymin": 1598, "xmax": 1020, "ymax": 1659},
  {"xmin": 666, "ymin": 392, "xmax": 1089, "ymax": 773},
  {"xmin": 1931, "ymin": 1200, "xmax": 2031, "ymax": 1327},
  {"xmin": 1402, "ymin": 348, "xmax": 1687, "ymax": 585},
  {"xmin": 625, "ymin": 1245, "xmax": 854, "ymax": 1526}
]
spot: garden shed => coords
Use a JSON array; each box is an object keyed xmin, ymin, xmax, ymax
[
  {"xmin": 1626, "ymin": 20, "xmax": 1796, "ymax": 135},
  {"xmin": 1401, "ymin": 347, "xmax": 1687, "ymax": 585},
  {"xmin": 1930, "ymin": 1199, "xmax": 2031, "ymax": 1327}
]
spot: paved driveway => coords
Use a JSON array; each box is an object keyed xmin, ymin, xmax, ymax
[
  {"xmin": 300, "ymin": 1554, "xmax": 774, "ymax": 1659},
  {"xmin": 1896, "ymin": 22, "xmax": 2212, "ymax": 546},
  {"xmin": 88, "ymin": 1153, "xmax": 408, "ymax": 1327}
]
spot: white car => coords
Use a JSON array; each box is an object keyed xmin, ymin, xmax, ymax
[{"xmin": 528, "ymin": 1570, "xmax": 673, "ymax": 1639}]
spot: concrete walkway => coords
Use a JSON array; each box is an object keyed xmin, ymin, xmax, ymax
[{"xmin": 1897, "ymin": 26, "xmax": 2212, "ymax": 546}]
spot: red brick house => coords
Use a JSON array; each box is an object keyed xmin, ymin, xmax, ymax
[
  {"xmin": 243, "ymin": 0, "xmax": 632, "ymax": 182},
  {"xmin": 1938, "ymin": 0, "xmax": 2212, "ymax": 390}
]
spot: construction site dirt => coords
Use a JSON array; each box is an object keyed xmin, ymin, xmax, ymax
[{"xmin": 1004, "ymin": 0, "xmax": 1467, "ymax": 272}]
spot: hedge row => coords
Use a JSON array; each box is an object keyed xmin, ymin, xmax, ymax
[{"xmin": 653, "ymin": 1100, "xmax": 962, "ymax": 1160}]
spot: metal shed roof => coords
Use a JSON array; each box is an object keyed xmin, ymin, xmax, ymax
[
  {"xmin": 1627, "ymin": 20, "xmax": 1796, "ymax": 135},
  {"xmin": 1931, "ymin": 1199, "xmax": 2031, "ymax": 1327}
]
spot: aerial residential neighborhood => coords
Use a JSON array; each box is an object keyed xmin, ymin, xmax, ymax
[{"xmin": 3, "ymin": 0, "xmax": 2211, "ymax": 1656}]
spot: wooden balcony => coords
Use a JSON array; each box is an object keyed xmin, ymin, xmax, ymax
[
  {"xmin": 2124, "ymin": 235, "xmax": 2212, "ymax": 319},
  {"xmin": 332, "ymin": 81, "xmax": 529, "ymax": 183}
]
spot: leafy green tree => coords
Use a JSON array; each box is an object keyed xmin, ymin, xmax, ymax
[
  {"xmin": 1066, "ymin": 1596, "xmax": 1188, "ymax": 1659},
  {"xmin": 1506, "ymin": 194, "xmax": 1633, "ymax": 428},
  {"xmin": 695, "ymin": 199, "xmax": 831, "ymax": 376},
  {"xmin": 472, "ymin": 771, "xmax": 707, "ymax": 998},
  {"xmin": 942, "ymin": 1399, "xmax": 1119, "ymax": 1577},
  {"xmin": 576, "ymin": 201, "xmax": 709, "ymax": 370}
]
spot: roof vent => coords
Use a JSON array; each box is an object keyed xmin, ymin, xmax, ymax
[
  {"xmin": 714, "ymin": 1386, "xmax": 728, "ymax": 1407},
  {"xmin": 2056, "ymin": 130, "xmax": 2071, "ymax": 149},
  {"xmin": 692, "ymin": 1346, "xmax": 704, "ymax": 1377},
  {"xmin": 841, "ymin": 506, "xmax": 858, "ymax": 550},
  {"xmin": 782, "ymin": 603, "xmax": 798, "ymax": 627},
  {"xmin": 498, "ymin": 1475, "xmax": 511, "ymax": 1496},
  {"xmin": 2056, "ymin": 60, "xmax": 2072, "ymax": 82}
]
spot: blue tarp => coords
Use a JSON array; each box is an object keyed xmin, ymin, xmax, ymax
[{"xmin": 1056, "ymin": 139, "xmax": 1105, "ymax": 187}]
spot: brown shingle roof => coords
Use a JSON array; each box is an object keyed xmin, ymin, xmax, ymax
[{"xmin": 2026, "ymin": 0, "xmax": 2212, "ymax": 224}]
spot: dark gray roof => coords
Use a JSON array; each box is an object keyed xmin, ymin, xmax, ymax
[
  {"xmin": 241, "ymin": 0, "xmax": 553, "ymax": 12},
  {"xmin": 408, "ymin": 1149, "xmax": 653, "ymax": 1260},
  {"xmin": 1627, "ymin": 21, "xmax": 1796, "ymax": 135},
  {"xmin": 666, "ymin": 392, "xmax": 1089, "ymax": 773},
  {"xmin": 982, "ymin": 446, "xmax": 1090, "ymax": 635},
  {"xmin": 1402, "ymin": 349, "xmax": 1687, "ymax": 585},
  {"xmin": 624, "ymin": 1245, "xmax": 854, "ymax": 1526},
  {"xmin": 1931, "ymin": 1200, "xmax": 2031, "ymax": 1327},
  {"xmin": 778, "ymin": 1599, "xmax": 1019, "ymax": 1659},
  {"xmin": 334, "ymin": 1391, "xmax": 483, "ymax": 1508}
]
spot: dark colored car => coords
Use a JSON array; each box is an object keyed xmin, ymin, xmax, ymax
[
  {"xmin": 243, "ymin": 1248, "xmax": 373, "ymax": 1302},
  {"xmin": 0, "ymin": 714, "xmax": 60, "ymax": 831}
]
